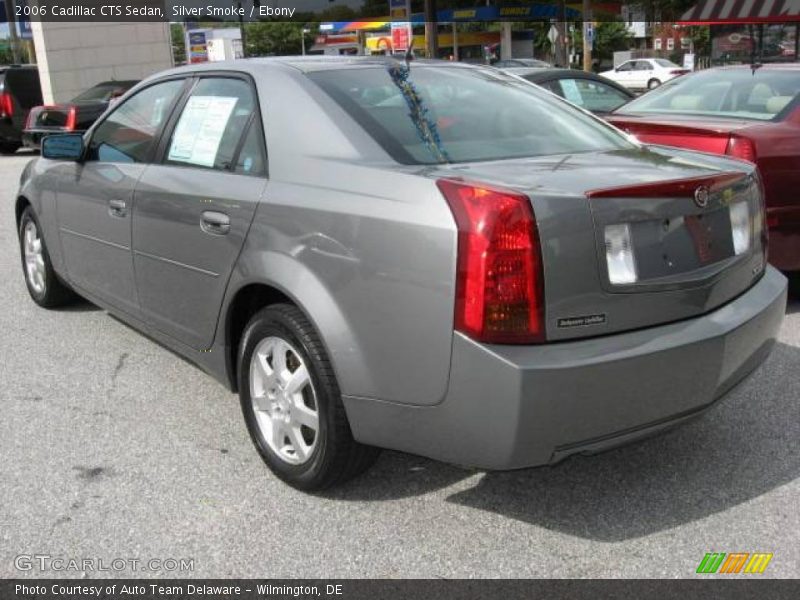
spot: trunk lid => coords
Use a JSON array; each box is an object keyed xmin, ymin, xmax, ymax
[
  {"xmin": 606, "ymin": 113, "xmax": 754, "ymax": 156},
  {"xmin": 434, "ymin": 146, "xmax": 767, "ymax": 341}
]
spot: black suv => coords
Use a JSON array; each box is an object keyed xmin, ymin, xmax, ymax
[{"xmin": 0, "ymin": 65, "xmax": 43, "ymax": 154}]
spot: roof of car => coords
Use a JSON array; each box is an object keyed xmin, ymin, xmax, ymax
[{"xmin": 157, "ymin": 56, "xmax": 481, "ymax": 79}]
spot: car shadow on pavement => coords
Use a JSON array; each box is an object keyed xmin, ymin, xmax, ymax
[
  {"xmin": 325, "ymin": 450, "xmax": 475, "ymax": 501},
  {"xmin": 444, "ymin": 341, "xmax": 800, "ymax": 541}
]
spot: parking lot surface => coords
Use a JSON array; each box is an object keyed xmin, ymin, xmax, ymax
[{"xmin": 1, "ymin": 153, "xmax": 798, "ymax": 578}]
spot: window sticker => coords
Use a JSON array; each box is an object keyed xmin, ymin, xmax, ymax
[
  {"xmin": 560, "ymin": 79, "xmax": 584, "ymax": 106},
  {"xmin": 168, "ymin": 96, "xmax": 238, "ymax": 167}
]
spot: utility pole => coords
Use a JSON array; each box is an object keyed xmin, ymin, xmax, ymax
[
  {"xmin": 582, "ymin": 0, "xmax": 592, "ymax": 72},
  {"xmin": 237, "ymin": 1, "xmax": 248, "ymax": 58},
  {"xmin": 424, "ymin": 0, "xmax": 438, "ymax": 58},
  {"xmin": 556, "ymin": 0, "xmax": 568, "ymax": 67},
  {"xmin": 4, "ymin": 0, "xmax": 22, "ymax": 64}
]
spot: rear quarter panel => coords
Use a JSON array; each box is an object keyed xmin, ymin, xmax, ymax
[{"xmin": 220, "ymin": 67, "xmax": 458, "ymax": 406}]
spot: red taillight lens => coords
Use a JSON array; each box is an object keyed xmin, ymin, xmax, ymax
[
  {"xmin": 65, "ymin": 106, "xmax": 77, "ymax": 131},
  {"xmin": 726, "ymin": 135, "xmax": 757, "ymax": 163},
  {"xmin": 0, "ymin": 92, "xmax": 13, "ymax": 118},
  {"xmin": 437, "ymin": 179, "xmax": 545, "ymax": 344}
]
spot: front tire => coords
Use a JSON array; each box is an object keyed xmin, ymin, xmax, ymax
[
  {"xmin": 238, "ymin": 304, "xmax": 379, "ymax": 490},
  {"xmin": 18, "ymin": 206, "xmax": 76, "ymax": 307}
]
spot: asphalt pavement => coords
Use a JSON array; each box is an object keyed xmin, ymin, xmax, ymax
[{"xmin": 1, "ymin": 152, "xmax": 798, "ymax": 578}]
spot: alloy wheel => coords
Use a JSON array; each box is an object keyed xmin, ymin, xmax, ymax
[
  {"xmin": 23, "ymin": 220, "xmax": 46, "ymax": 295},
  {"xmin": 249, "ymin": 336, "xmax": 319, "ymax": 465}
]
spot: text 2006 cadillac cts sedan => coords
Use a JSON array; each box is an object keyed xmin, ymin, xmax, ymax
[{"xmin": 17, "ymin": 58, "xmax": 787, "ymax": 490}]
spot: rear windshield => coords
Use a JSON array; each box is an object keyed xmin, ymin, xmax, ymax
[
  {"xmin": 654, "ymin": 59, "xmax": 681, "ymax": 68},
  {"xmin": 617, "ymin": 68, "xmax": 800, "ymax": 121},
  {"xmin": 308, "ymin": 65, "xmax": 632, "ymax": 164}
]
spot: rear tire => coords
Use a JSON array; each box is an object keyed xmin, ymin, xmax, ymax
[
  {"xmin": 238, "ymin": 304, "xmax": 380, "ymax": 490},
  {"xmin": 647, "ymin": 78, "xmax": 662, "ymax": 90},
  {"xmin": 18, "ymin": 206, "xmax": 76, "ymax": 308}
]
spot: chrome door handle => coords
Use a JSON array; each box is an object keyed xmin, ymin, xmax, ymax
[
  {"xmin": 108, "ymin": 199, "xmax": 127, "ymax": 218},
  {"xmin": 200, "ymin": 211, "xmax": 230, "ymax": 235}
]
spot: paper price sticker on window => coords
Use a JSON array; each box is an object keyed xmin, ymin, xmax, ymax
[{"xmin": 168, "ymin": 96, "xmax": 238, "ymax": 167}]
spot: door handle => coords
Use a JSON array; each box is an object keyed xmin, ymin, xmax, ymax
[
  {"xmin": 200, "ymin": 211, "xmax": 230, "ymax": 235},
  {"xmin": 108, "ymin": 199, "xmax": 127, "ymax": 218}
]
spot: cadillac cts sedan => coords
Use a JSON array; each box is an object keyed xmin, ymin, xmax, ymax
[{"xmin": 16, "ymin": 58, "xmax": 787, "ymax": 490}]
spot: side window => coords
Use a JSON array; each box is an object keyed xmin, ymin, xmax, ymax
[
  {"xmin": 635, "ymin": 61, "xmax": 652, "ymax": 71},
  {"xmin": 617, "ymin": 62, "xmax": 633, "ymax": 72},
  {"xmin": 166, "ymin": 77, "xmax": 255, "ymax": 171},
  {"xmin": 560, "ymin": 79, "xmax": 632, "ymax": 113},
  {"xmin": 87, "ymin": 79, "xmax": 184, "ymax": 164},
  {"xmin": 234, "ymin": 119, "xmax": 267, "ymax": 177}
]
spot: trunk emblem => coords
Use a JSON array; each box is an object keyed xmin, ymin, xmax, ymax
[{"xmin": 694, "ymin": 186, "xmax": 710, "ymax": 208}]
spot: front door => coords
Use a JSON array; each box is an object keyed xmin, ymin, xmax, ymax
[
  {"xmin": 56, "ymin": 79, "xmax": 186, "ymax": 315},
  {"xmin": 132, "ymin": 76, "xmax": 267, "ymax": 350}
]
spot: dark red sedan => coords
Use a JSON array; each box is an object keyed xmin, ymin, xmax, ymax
[{"xmin": 608, "ymin": 64, "xmax": 800, "ymax": 272}]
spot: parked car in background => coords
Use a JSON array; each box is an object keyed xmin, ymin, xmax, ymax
[
  {"xmin": 511, "ymin": 68, "xmax": 635, "ymax": 115},
  {"xmin": 0, "ymin": 65, "xmax": 43, "ymax": 155},
  {"xmin": 494, "ymin": 58, "xmax": 552, "ymax": 69},
  {"xmin": 16, "ymin": 58, "xmax": 785, "ymax": 490},
  {"xmin": 601, "ymin": 58, "xmax": 689, "ymax": 91},
  {"xmin": 22, "ymin": 79, "xmax": 138, "ymax": 151},
  {"xmin": 607, "ymin": 64, "xmax": 800, "ymax": 273}
]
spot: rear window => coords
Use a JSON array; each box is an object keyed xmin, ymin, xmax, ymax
[
  {"xmin": 72, "ymin": 82, "xmax": 136, "ymax": 103},
  {"xmin": 618, "ymin": 68, "xmax": 800, "ymax": 121},
  {"xmin": 308, "ymin": 65, "xmax": 632, "ymax": 165}
]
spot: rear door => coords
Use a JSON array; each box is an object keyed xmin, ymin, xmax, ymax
[
  {"xmin": 633, "ymin": 60, "xmax": 654, "ymax": 88},
  {"xmin": 56, "ymin": 78, "xmax": 186, "ymax": 315},
  {"xmin": 132, "ymin": 74, "xmax": 267, "ymax": 350}
]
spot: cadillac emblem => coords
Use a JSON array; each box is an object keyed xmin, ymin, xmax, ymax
[{"xmin": 694, "ymin": 185, "xmax": 710, "ymax": 208}]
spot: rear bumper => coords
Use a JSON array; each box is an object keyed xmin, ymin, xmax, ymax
[{"xmin": 344, "ymin": 267, "xmax": 787, "ymax": 469}]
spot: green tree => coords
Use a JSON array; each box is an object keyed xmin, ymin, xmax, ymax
[
  {"xmin": 171, "ymin": 24, "xmax": 186, "ymax": 66},
  {"xmin": 573, "ymin": 20, "xmax": 634, "ymax": 64},
  {"xmin": 245, "ymin": 22, "xmax": 308, "ymax": 57}
]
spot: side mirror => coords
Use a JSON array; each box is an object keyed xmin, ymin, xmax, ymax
[{"xmin": 42, "ymin": 134, "xmax": 84, "ymax": 161}]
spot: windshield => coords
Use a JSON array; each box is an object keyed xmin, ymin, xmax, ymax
[
  {"xmin": 308, "ymin": 65, "xmax": 633, "ymax": 165},
  {"xmin": 72, "ymin": 81, "xmax": 136, "ymax": 103},
  {"xmin": 617, "ymin": 68, "xmax": 800, "ymax": 121}
]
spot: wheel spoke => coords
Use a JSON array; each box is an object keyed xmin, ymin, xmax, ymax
[
  {"xmin": 270, "ymin": 420, "xmax": 286, "ymax": 451},
  {"xmin": 272, "ymin": 342, "xmax": 289, "ymax": 381},
  {"xmin": 286, "ymin": 426, "xmax": 308, "ymax": 460},
  {"xmin": 284, "ymin": 363, "xmax": 309, "ymax": 396},
  {"xmin": 293, "ymin": 403, "xmax": 318, "ymax": 431},
  {"xmin": 252, "ymin": 392, "xmax": 270, "ymax": 412}
]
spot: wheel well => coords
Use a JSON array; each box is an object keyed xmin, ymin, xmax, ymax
[
  {"xmin": 15, "ymin": 196, "xmax": 31, "ymax": 228},
  {"xmin": 226, "ymin": 283, "xmax": 293, "ymax": 391}
]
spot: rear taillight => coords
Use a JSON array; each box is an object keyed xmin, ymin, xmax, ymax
[
  {"xmin": 65, "ymin": 106, "xmax": 77, "ymax": 131},
  {"xmin": 726, "ymin": 135, "xmax": 757, "ymax": 163},
  {"xmin": 0, "ymin": 92, "xmax": 13, "ymax": 118},
  {"xmin": 24, "ymin": 108, "xmax": 36, "ymax": 130},
  {"xmin": 437, "ymin": 179, "xmax": 545, "ymax": 344}
]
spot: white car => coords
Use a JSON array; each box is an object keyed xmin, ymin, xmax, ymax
[{"xmin": 601, "ymin": 58, "xmax": 689, "ymax": 91}]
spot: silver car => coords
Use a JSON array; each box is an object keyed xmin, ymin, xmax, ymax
[{"xmin": 16, "ymin": 58, "xmax": 787, "ymax": 490}]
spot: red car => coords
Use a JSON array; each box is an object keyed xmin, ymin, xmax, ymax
[{"xmin": 608, "ymin": 64, "xmax": 800, "ymax": 272}]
